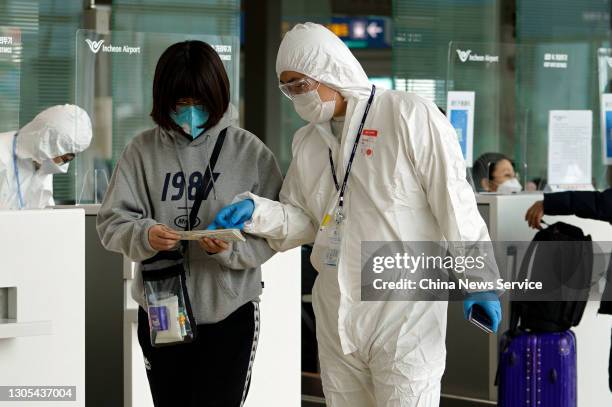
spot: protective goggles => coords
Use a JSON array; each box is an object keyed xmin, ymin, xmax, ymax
[
  {"xmin": 58, "ymin": 153, "xmax": 75, "ymax": 165},
  {"xmin": 278, "ymin": 77, "xmax": 319, "ymax": 100}
]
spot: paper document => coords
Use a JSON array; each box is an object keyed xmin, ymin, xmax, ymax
[
  {"xmin": 547, "ymin": 110, "xmax": 592, "ymax": 187},
  {"xmin": 175, "ymin": 229, "xmax": 246, "ymax": 242}
]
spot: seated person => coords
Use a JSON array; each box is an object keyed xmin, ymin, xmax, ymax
[{"xmin": 472, "ymin": 152, "xmax": 522, "ymax": 194}]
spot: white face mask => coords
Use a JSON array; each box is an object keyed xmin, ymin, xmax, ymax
[
  {"xmin": 496, "ymin": 178, "xmax": 522, "ymax": 194},
  {"xmin": 40, "ymin": 159, "xmax": 70, "ymax": 175},
  {"xmin": 292, "ymin": 89, "xmax": 336, "ymax": 123}
]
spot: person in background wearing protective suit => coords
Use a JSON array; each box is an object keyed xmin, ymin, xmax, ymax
[
  {"xmin": 0, "ymin": 104, "xmax": 92, "ymax": 209},
  {"xmin": 210, "ymin": 23, "xmax": 501, "ymax": 406}
]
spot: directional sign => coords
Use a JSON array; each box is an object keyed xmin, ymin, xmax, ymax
[
  {"xmin": 327, "ymin": 17, "xmax": 390, "ymax": 49},
  {"xmin": 367, "ymin": 21, "xmax": 383, "ymax": 38}
]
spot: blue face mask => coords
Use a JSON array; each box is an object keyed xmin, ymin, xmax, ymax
[{"xmin": 171, "ymin": 105, "xmax": 209, "ymax": 139}]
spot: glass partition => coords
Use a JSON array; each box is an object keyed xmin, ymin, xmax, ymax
[
  {"xmin": 446, "ymin": 42, "xmax": 507, "ymax": 166},
  {"xmin": 447, "ymin": 41, "xmax": 608, "ymax": 191},
  {"xmin": 73, "ymin": 29, "xmax": 239, "ymax": 204},
  {"xmin": 0, "ymin": 26, "xmax": 21, "ymax": 132}
]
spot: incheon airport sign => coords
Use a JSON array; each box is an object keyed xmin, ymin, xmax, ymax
[{"xmin": 456, "ymin": 49, "xmax": 499, "ymax": 64}]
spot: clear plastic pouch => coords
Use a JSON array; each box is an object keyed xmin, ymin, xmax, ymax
[{"xmin": 141, "ymin": 253, "xmax": 196, "ymax": 347}]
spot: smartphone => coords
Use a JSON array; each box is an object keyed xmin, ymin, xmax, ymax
[{"xmin": 468, "ymin": 304, "xmax": 494, "ymax": 334}]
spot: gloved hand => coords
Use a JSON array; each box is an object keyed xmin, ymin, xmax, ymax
[
  {"xmin": 463, "ymin": 291, "xmax": 502, "ymax": 333},
  {"xmin": 207, "ymin": 199, "xmax": 255, "ymax": 230}
]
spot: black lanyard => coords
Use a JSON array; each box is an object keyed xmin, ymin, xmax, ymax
[{"xmin": 328, "ymin": 84, "xmax": 376, "ymax": 208}]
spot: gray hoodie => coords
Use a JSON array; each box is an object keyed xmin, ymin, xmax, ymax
[{"xmin": 96, "ymin": 106, "xmax": 283, "ymax": 323}]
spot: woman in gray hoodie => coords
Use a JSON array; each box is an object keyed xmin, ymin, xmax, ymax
[{"xmin": 97, "ymin": 40, "xmax": 282, "ymax": 407}]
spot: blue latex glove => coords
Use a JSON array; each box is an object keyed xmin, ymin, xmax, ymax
[
  {"xmin": 463, "ymin": 291, "xmax": 502, "ymax": 333},
  {"xmin": 207, "ymin": 199, "xmax": 255, "ymax": 230}
]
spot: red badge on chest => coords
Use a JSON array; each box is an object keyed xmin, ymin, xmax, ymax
[{"xmin": 360, "ymin": 129, "xmax": 378, "ymax": 157}]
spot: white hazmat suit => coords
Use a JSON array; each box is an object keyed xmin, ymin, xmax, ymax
[
  {"xmin": 0, "ymin": 104, "xmax": 92, "ymax": 209},
  {"xmin": 238, "ymin": 23, "xmax": 492, "ymax": 406}
]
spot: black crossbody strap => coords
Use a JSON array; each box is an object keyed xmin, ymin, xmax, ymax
[{"xmin": 188, "ymin": 127, "xmax": 228, "ymax": 231}]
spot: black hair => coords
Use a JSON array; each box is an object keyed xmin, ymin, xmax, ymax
[
  {"xmin": 151, "ymin": 40, "xmax": 230, "ymax": 132},
  {"xmin": 472, "ymin": 152, "xmax": 512, "ymax": 191}
]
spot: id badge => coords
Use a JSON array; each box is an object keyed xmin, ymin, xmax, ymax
[
  {"xmin": 324, "ymin": 223, "xmax": 343, "ymax": 267},
  {"xmin": 320, "ymin": 208, "xmax": 344, "ymax": 268}
]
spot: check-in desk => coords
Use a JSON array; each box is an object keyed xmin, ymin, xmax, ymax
[
  {"xmin": 442, "ymin": 193, "xmax": 612, "ymax": 407},
  {"xmin": 0, "ymin": 209, "xmax": 85, "ymax": 406}
]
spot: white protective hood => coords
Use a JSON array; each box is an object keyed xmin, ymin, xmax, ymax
[
  {"xmin": 16, "ymin": 104, "xmax": 92, "ymax": 163},
  {"xmin": 276, "ymin": 22, "xmax": 371, "ymax": 99}
]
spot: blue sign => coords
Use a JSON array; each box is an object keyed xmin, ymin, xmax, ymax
[
  {"xmin": 606, "ymin": 111, "xmax": 612, "ymax": 161},
  {"xmin": 450, "ymin": 109, "xmax": 469, "ymax": 159}
]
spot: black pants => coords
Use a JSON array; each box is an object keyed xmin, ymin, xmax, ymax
[{"xmin": 137, "ymin": 301, "xmax": 260, "ymax": 407}]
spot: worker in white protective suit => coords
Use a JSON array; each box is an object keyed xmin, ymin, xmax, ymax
[
  {"xmin": 0, "ymin": 104, "xmax": 92, "ymax": 209},
  {"xmin": 209, "ymin": 23, "xmax": 501, "ymax": 406}
]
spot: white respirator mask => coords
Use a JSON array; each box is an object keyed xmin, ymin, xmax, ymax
[
  {"xmin": 292, "ymin": 89, "xmax": 336, "ymax": 123},
  {"xmin": 496, "ymin": 178, "xmax": 522, "ymax": 194}
]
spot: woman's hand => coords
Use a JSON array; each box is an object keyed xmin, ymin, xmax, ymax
[
  {"xmin": 148, "ymin": 224, "xmax": 181, "ymax": 251},
  {"xmin": 525, "ymin": 200, "xmax": 545, "ymax": 229},
  {"xmin": 199, "ymin": 237, "xmax": 230, "ymax": 254}
]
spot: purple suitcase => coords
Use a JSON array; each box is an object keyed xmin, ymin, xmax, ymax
[{"xmin": 498, "ymin": 330, "xmax": 577, "ymax": 407}]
